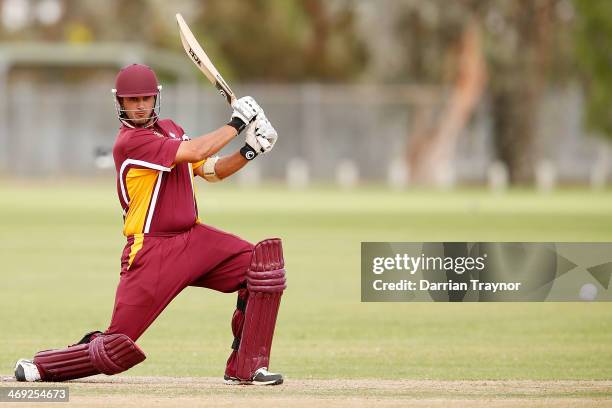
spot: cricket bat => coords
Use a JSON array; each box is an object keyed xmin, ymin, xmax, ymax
[
  {"xmin": 176, "ymin": 14, "xmax": 271, "ymax": 151},
  {"xmin": 176, "ymin": 13, "xmax": 236, "ymax": 106}
]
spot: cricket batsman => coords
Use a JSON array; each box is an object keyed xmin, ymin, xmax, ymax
[{"xmin": 14, "ymin": 64, "xmax": 286, "ymax": 385}]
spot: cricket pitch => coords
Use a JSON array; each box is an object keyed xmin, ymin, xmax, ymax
[{"xmin": 1, "ymin": 376, "xmax": 611, "ymax": 407}]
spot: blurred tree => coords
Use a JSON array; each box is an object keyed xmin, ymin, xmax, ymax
[
  {"xmin": 407, "ymin": 18, "xmax": 487, "ymax": 186},
  {"xmin": 483, "ymin": 0, "xmax": 558, "ymax": 184},
  {"xmin": 392, "ymin": 1, "xmax": 466, "ymax": 84},
  {"xmin": 191, "ymin": 0, "xmax": 368, "ymax": 81},
  {"xmin": 393, "ymin": 1, "xmax": 487, "ymax": 186},
  {"xmin": 574, "ymin": 0, "xmax": 612, "ymax": 138},
  {"xmin": 394, "ymin": 0, "xmax": 574, "ymax": 185}
]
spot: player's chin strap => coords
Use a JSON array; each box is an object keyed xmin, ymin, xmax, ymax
[
  {"xmin": 226, "ymin": 239, "xmax": 286, "ymax": 380},
  {"xmin": 111, "ymin": 85, "xmax": 162, "ymax": 129}
]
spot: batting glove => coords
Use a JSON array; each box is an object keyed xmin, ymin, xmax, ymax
[
  {"xmin": 255, "ymin": 115, "xmax": 278, "ymax": 153},
  {"xmin": 240, "ymin": 114, "xmax": 278, "ymax": 160},
  {"xmin": 228, "ymin": 96, "xmax": 263, "ymax": 133}
]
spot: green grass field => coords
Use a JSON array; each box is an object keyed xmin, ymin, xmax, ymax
[{"xmin": 1, "ymin": 181, "xmax": 611, "ymax": 406}]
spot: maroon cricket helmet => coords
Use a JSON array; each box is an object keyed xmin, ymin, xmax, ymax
[
  {"xmin": 114, "ymin": 64, "xmax": 160, "ymax": 97},
  {"xmin": 112, "ymin": 64, "xmax": 162, "ymax": 128}
]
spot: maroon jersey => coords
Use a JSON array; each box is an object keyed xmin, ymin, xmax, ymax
[{"xmin": 112, "ymin": 119, "xmax": 204, "ymax": 238}]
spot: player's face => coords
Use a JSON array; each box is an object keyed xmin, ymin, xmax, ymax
[{"xmin": 121, "ymin": 96, "xmax": 156, "ymax": 126}]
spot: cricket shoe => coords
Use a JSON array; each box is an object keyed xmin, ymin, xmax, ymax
[
  {"xmin": 14, "ymin": 359, "xmax": 41, "ymax": 382},
  {"xmin": 224, "ymin": 367, "xmax": 283, "ymax": 386}
]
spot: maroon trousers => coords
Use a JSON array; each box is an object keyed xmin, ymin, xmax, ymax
[{"xmin": 105, "ymin": 223, "xmax": 253, "ymax": 342}]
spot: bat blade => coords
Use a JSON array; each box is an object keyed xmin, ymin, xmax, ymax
[{"xmin": 176, "ymin": 13, "xmax": 236, "ymax": 105}]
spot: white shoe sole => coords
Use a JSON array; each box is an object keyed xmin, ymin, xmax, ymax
[{"xmin": 223, "ymin": 377, "xmax": 283, "ymax": 386}]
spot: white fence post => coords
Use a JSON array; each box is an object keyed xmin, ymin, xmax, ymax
[
  {"xmin": 336, "ymin": 159, "xmax": 359, "ymax": 189},
  {"xmin": 286, "ymin": 157, "xmax": 310, "ymax": 189}
]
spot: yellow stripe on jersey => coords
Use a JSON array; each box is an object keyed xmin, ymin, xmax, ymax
[
  {"xmin": 192, "ymin": 159, "xmax": 205, "ymax": 170},
  {"xmin": 123, "ymin": 168, "xmax": 159, "ymax": 236},
  {"xmin": 190, "ymin": 160, "xmax": 203, "ymax": 222},
  {"xmin": 128, "ymin": 233, "xmax": 144, "ymax": 269}
]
